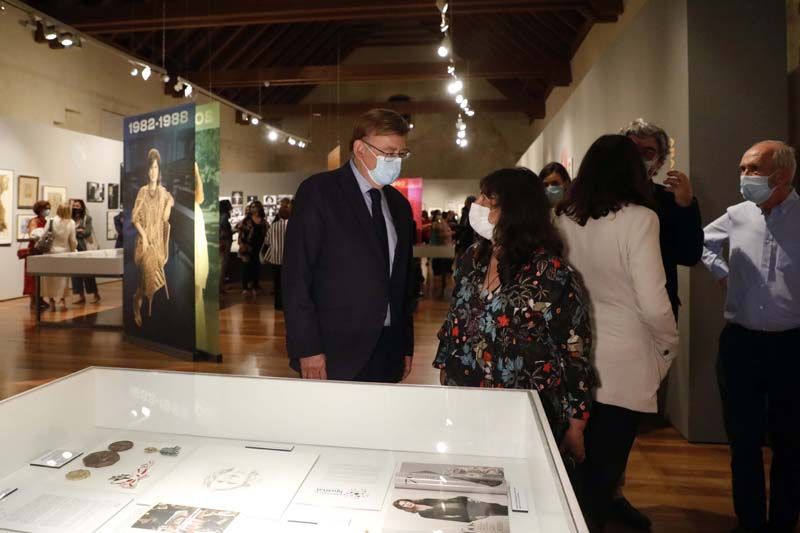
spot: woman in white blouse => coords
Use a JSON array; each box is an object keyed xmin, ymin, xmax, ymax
[
  {"xmin": 555, "ymin": 135, "xmax": 678, "ymax": 532},
  {"xmin": 41, "ymin": 203, "xmax": 78, "ymax": 311}
]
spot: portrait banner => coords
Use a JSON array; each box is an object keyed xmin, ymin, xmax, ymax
[
  {"xmin": 123, "ymin": 104, "xmax": 196, "ymax": 355},
  {"xmin": 194, "ymin": 102, "xmax": 221, "ymax": 358}
]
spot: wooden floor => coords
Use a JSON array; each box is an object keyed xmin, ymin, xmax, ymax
[{"xmin": 0, "ymin": 280, "xmax": 768, "ymax": 532}]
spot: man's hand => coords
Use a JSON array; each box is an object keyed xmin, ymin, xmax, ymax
[
  {"xmin": 664, "ymin": 170, "xmax": 694, "ymax": 208},
  {"xmin": 300, "ymin": 353, "xmax": 327, "ymax": 380},
  {"xmin": 401, "ymin": 356, "xmax": 413, "ymax": 381},
  {"xmin": 559, "ymin": 418, "xmax": 587, "ymax": 464}
]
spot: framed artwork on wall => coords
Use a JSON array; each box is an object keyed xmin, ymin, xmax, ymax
[
  {"xmin": 246, "ymin": 195, "xmax": 258, "ymax": 204},
  {"xmin": 108, "ymin": 183, "xmax": 120, "ymax": 210},
  {"xmin": 16, "ymin": 214, "xmax": 34, "ymax": 241},
  {"xmin": 0, "ymin": 169, "xmax": 13, "ymax": 246},
  {"xmin": 107, "ymin": 210, "xmax": 119, "ymax": 241},
  {"xmin": 42, "ymin": 185, "xmax": 68, "ymax": 209},
  {"xmin": 87, "ymin": 181, "xmax": 105, "ymax": 203},
  {"xmin": 17, "ymin": 175, "xmax": 39, "ymax": 209}
]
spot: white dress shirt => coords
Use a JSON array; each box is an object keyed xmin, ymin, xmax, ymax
[{"xmin": 556, "ymin": 205, "xmax": 679, "ymax": 413}]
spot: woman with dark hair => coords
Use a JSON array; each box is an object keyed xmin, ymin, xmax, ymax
[
  {"xmin": 434, "ymin": 167, "xmax": 595, "ymax": 461},
  {"xmin": 393, "ymin": 496, "xmax": 507, "ymax": 523},
  {"xmin": 22, "ymin": 200, "xmax": 51, "ymax": 309},
  {"xmin": 555, "ymin": 135, "xmax": 678, "ymax": 531},
  {"xmin": 219, "ymin": 199, "xmax": 233, "ymax": 292},
  {"xmin": 237, "ymin": 200, "xmax": 267, "ymax": 297},
  {"xmin": 70, "ymin": 198, "xmax": 101, "ymax": 304},
  {"xmin": 132, "ymin": 147, "xmax": 174, "ymax": 327},
  {"xmin": 539, "ymin": 161, "xmax": 572, "ymax": 206}
]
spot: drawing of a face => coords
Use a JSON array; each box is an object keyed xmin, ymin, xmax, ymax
[{"xmin": 203, "ymin": 467, "xmax": 261, "ymax": 491}]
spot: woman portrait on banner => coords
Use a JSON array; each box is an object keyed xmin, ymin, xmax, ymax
[
  {"xmin": 71, "ymin": 199, "xmax": 101, "ymax": 304},
  {"xmin": 132, "ymin": 148, "xmax": 174, "ymax": 327},
  {"xmin": 194, "ymin": 162, "xmax": 209, "ymax": 346}
]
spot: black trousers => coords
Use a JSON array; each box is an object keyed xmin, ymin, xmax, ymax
[
  {"xmin": 270, "ymin": 264, "xmax": 282, "ymax": 310},
  {"xmin": 241, "ymin": 259, "xmax": 261, "ymax": 290},
  {"xmin": 72, "ymin": 276, "xmax": 98, "ymax": 295},
  {"xmin": 577, "ymin": 401, "xmax": 642, "ymax": 532},
  {"xmin": 354, "ymin": 327, "xmax": 404, "ymax": 384},
  {"xmin": 717, "ymin": 323, "xmax": 800, "ymax": 532}
]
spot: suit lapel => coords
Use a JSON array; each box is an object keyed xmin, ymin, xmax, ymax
[{"xmin": 336, "ymin": 163, "xmax": 385, "ymax": 269}]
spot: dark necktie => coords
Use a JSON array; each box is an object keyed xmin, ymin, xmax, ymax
[{"xmin": 368, "ymin": 188, "xmax": 390, "ymax": 274}]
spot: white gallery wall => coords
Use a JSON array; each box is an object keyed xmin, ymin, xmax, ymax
[
  {"xmin": 517, "ymin": 0, "xmax": 693, "ymax": 435},
  {"xmin": 0, "ymin": 116, "xmax": 122, "ymax": 301}
]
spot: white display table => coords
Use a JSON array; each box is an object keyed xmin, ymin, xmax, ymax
[
  {"xmin": 26, "ymin": 249, "xmax": 123, "ymax": 328},
  {"xmin": 0, "ymin": 368, "xmax": 588, "ymax": 533}
]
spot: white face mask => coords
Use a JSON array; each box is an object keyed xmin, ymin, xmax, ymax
[
  {"xmin": 643, "ymin": 158, "xmax": 658, "ymax": 178},
  {"xmin": 361, "ymin": 145, "xmax": 402, "ymax": 186},
  {"xmin": 469, "ymin": 203, "xmax": 495, "ymax": 241}
]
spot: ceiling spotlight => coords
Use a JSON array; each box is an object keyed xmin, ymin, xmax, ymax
[
  {"xmin": 466, "ymin": 109, "xmax": 475, "ymax": 117},
  {"xmin": 59, "ymin": 33, "xmax": 74, "ymax": 47},
  {"xmin": 459, "ymin": 99, "xmax": 469, "ymax": 109},
  {"xmin": 141, "ymin": 65, "xmax": 151, "ymax": 80},
  {"xmin": 44, "ymin": 25, "xmax": 57, "ymax": 40},
  {"xmin": 460, "ymin": 138, "xmax": 469, "ymax": 148},
  {"xmin": 160, "ymin": 72, "xmax": 170, "ymax": 83},
  {"xmin": 250, "ymin": 116, "xmax": 259, "ymax": 125},
  {"xmin": 267, "ymin": 130, "xmax": 279, "ymax": 142},
  {"xmin": 447, "ymin": 65, "xmax": 455, "ymax": 75},
  {"xmin": 447, "ymin": 79, "xmax": 463, "ymax": 95},
  {"xmin": 183, "ymin": 83, "xmax": 193, "ymax": 97},
  {"xmin": 130, "ymin": 66, "xmax": 138, "ymax": 76},
  {"xmin": 455, "ymin": 94, "xmax": 464, "ymax": 104},
  {"xmin": 456, "ymin": 138, "xmax": 463, "ymax": 146},
  {"xmin": 436, "ymin": 0, "xmax": 449, "ymax": 14},
  {"xmin": 440, "ymin": 18, "xmax": 449, "ymax": 33},
  {"xmin": 174, "ymin": 81, "xmax": 184, "ymax": 92},
  {"xmin": 437, "ymin": 36, "xmax": 450, "ymax": 58},
  {"xmin": 298, "ymin": 141, "xmax": 306, "ymax": 148},
  {"xmin": 288, "ymin": 137, "xmax": 297, "ymax": 146},
  {"xmin": 457, "ymin": 130, "xmax": 466, "ymax": 139},
  {"xmin": 263, "ymin": 81, "xmax": 271, "ymax": 88},
  {"xmin": 457, "ymin": 122, "xmax": 466, "ymax": 131},
  {"xmin": 241, "ymin": 112, "xmax": 249, "ymax": 121},
  {"xmin": 408, "ymin": 123, "xmax": 415, "ymax": 129}
]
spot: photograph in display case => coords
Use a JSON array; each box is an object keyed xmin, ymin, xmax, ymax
[
  {"xmin": 17, "ymin": 175, "xmax": 39, "ymax": 209},
  {"xmin": 141, "ymin": 445, "xmax": 318, "ymax": 520},
  {"xmin": 132, "ymin": 503, "xmax": 239, "ymax": 532},
  {"xmin": 108, "ymin": 183, "xmax": 120, "ymax": 209},
  {"xmin": 87, "ymin": 181, "xmax": 105, "ymax": 203},
  {"xmin": 395, "ymin": 463, "xmax": 508, "ymax": 494},
  {"xmin": 16, "ymin": 213, "xmax": 34, "ymax": 241},
  {"xmin": 0, "ymin": 169, "xmax": 13, "ymax": 246},
  {"xmin": 42, "ymin": 185, "xmax": 67, "ymax": 209}
]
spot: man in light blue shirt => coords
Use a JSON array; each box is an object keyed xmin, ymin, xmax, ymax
[{"xmin": 702, "ymin": 140, "xmax": 799, "ymax": 533}]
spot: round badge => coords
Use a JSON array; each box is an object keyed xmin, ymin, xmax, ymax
[
  {"xmin": 83, "ymin": 450, "xmax": 121, "ymax": 468},
  {"xmin": 66, "ymin": 469, "xmax": 91, "ymax": 481},
  {"xmin": 108, "ymin": 441, "xmax": 134, "ymax": 452}
]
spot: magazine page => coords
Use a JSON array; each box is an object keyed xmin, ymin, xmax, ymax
[
  {"xmin": 394, "ymin": 463, "xmax": 507, "ymax": 495},
  {"xmin": 383, "ymin": 488, "xmax": 510, "ymax": 533}
]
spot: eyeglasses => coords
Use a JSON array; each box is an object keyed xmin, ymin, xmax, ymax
[{"xmin": 362, "ymin": 139, "xmax": 411, "ymax": 162}]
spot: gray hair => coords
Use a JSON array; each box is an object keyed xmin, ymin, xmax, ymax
[
  {"xmin": 619, "ymin": 118, "xmax": 670, "ymax": 165},
  {"xmin": 766, "ymin": 140, "xmax": 797, "ymax": 182}
]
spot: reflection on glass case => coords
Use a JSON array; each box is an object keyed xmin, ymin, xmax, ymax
[{"xmin": 0, "ymin": 368, "xmax": 587, "ymax": 532}]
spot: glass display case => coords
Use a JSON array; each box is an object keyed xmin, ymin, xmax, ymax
[{"xmin": 0, "ymin": 367, "xmax": 587, "ymax": 532}]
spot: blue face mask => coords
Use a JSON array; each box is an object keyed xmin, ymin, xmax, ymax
[
  {"xmin": 545, "ymin": 185, "xmax": 564, "ymax": 206},
  {"xmin": 740, "ymin": 174, "xmax": 776, "ymax": 205},
  {"xmin": 363, "ymin": 145, "xmax": 402, "ymax": 186}
]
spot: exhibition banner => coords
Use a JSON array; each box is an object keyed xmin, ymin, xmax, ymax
[
  {"xmin": 194, "ymin": 102, "xmax": 221, "ymax": 357},
  {"xmin": 393, "ymin": 178, "xmax": 423, "ymax": 243},
  {"xmin": 123, "ymin": 104, "xmax": 196, "ymax": 354}
]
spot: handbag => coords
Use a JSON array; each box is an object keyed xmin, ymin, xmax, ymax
[{"xmin": 34, "ymin": 220, "xmax": 55, "ymax": 254}]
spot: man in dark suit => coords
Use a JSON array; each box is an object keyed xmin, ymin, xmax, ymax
[{"xmin": 283, "ymin": 109, "xmax": 415, "ymax": 382}]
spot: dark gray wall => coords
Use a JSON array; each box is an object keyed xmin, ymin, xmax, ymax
[{"xmin": 686, "ymin": 0, "xmax": 789, "ymax": 442}]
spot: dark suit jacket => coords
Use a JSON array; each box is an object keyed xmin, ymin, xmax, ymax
[
  {"xmin": 653, "ymin": 183, "xmax": 704, "ymax": 319},
  {"xmin": 282, "ymin": 163, "xmax": 415, "ymax": 381}
]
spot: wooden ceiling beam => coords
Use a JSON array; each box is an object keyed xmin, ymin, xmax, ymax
[
  {"xmin": 257, "ymin": 99, "xmax": 545, "ymax": 118},
  {"xmin": 186, "ymin": 61, "xmax": 572, "ymax": 88},
  {"xmin": 66, "ymin": 1, "xmax": 624, "ymax": 33}
]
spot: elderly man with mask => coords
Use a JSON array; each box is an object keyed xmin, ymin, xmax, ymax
[{"xmin": 702, "ymin": 141, "xmax": 799, "ymax": 533}]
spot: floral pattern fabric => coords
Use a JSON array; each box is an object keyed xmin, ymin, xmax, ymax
[{"xmin": 433, "ymin": 244, "xmax": 596, "ymax": 441}]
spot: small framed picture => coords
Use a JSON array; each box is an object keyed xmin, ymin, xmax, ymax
[
  {"xmin": 42, "ymin": 185, "xmax": 68, "ymax": 209},
  {"xmin": 87, "ymin": 182, "xmax": 105, "ymax": 203},
  {"xmin": 17, "ymin": 175, "xmax": 39, "ymax": 209},
  {"xmin": 16, "ymin": 214, "xmax": 34, "ymax": 241},
  {"xmin": 107, "ymin": 183, "xmax": 120, "ymax": 210},
  {"xmin": 107, "ymin": 210, "xmax": 119, "ymax": 241},
  {"xmin": 246, "ymin": 195, "xmax": 258, "ymax": 205},
  {"xmin": 231, "ymin": 191, "xmax": 243, "ymax": 207}
]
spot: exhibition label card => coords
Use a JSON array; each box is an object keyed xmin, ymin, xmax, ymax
[{"xmin": 293, "ymin": 450, "xmax": 395, "ymax": 511}]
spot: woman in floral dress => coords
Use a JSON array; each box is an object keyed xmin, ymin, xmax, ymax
[{"xmin": 434, "ymin": 167, "xmax": 595, "ymax": 462}]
